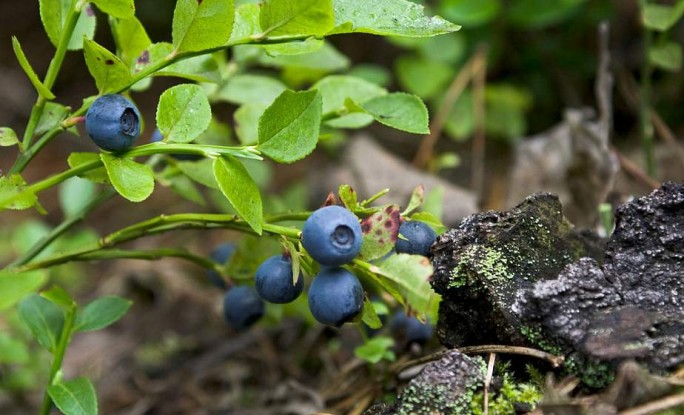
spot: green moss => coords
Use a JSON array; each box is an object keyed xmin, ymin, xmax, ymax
[
  {"xmin": 449, "ymin": 245, "xmax": 513, "ymax": 289},
  {"xmin": 469, "ymin": 372, "xmax": 542, "ymax": 415},
  {"xmin": 520, "ymin": 325, "xmax": 564, "ymax": 356}
]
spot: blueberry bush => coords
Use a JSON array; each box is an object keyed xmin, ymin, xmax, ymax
[{"xmin": 0, "ymin": 0, "xmax": 458, "ymax": 413}]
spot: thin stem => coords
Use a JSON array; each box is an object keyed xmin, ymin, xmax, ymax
[
  {"xmin": 38, "ymin": 305, "xmax": 77, "ymax": 415},
  {"xmin": 14, "ymin": 213, "xmax": 303, "ymax": 273},
  {"xmin": 21, "ymin": 0, "xmax": 82, "ymax": 151},
  {"xmin": 10, "ymin": 188, "xmax": 117, "ymax": 267}
]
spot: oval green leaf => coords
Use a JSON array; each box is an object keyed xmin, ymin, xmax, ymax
[
  {"xmin": 213, "ymin": 156, "xmax": 263, "ymax": 234},
  {"xmin": 361, "ymin": 92, "xmax": 430, "ymax": 134},
  {"xmin": 18, "ymin": 294, "xmax": 64, "ymax": 352},
  {"xmin": 75, "ymin": 296, "xmax": 132, "ymax": 332},
  {"xmin": 91, "ymin": 0, "xmax": 135, "ymax": 18},
  {"xmin": 331, "ymin": 0, "xmax": 460, "ymax": 37},
  {"xmin": 40, "ymin": 0, "xmax": 97, "ymax": 51},
  {"xmin": 100, "ymin": 154, "xmax": 154, "ymax": 202},
  {"xmin": 83, "ymin": 38, "xmax": 132, "ymax": 94},
  {"xmin": 156, "ymin": 84, "xmax": 212, "ymax": 144},
  {"xmin": 260, "ymin": 0, "xmax": 335, "ymax": 37},
  {"xmin": 0, "ymin": 270, "xmax": 47, "ymax": 311},
  {"xmin": 48, "ymin": 377, "xmax": 98, "ymax": 415},
  {"xmin": 257, "ymin": 89, "xmax": 322, "ymax": 163},
  {"xmin": 172, "ymin": 0, "xmax": 235, "ymax": 53}
]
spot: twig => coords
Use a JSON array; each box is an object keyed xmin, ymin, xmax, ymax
[
  {"xmin": 483, "ymin": 353, "xmax": 496, "ymax": 415},
  {"xmin": 392, "ymin": 345, "xmax": 565, "ymax": 375},
  {"xmin": 618, "ymin": 392, "xmax": 684, "ymax": 415},
  {"xmin": 413, "ymin": 45, "xmax": 488, "ymax": 169}
]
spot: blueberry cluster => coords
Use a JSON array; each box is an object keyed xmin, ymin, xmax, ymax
[{"xmin": 213, "ymin": 206, "xmax": 438, "ymax": 332}]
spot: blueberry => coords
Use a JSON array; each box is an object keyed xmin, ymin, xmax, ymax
[
  {"xmin": 308, "ymin": 267, "xmax": 364, "ymax": 326},
  {"xmin": 206, "ymin": 243, "xmax": 235, "ymax": 289},
  {"xmin": 301, "ymin": 206, "xmax": 362, "ymax": 266},
  {"xmin": 390, "ymin": 312, "xmax": 433, "ymax": 345},
  {"xmin": 405, "ymin": 316, "xmax": 433, "ymax": 344},
  {"xmin": 222, "ymin": 285, "xmax": 264, "ymax": 330},
  {"xmin": 86, "ymin": 94, "xmax": 141, "ymax": 152},
  {"xmin": 150, "ymin": 129, "xmax": 201, "ymax": 161},
  {"xmin": 395, "ymin": 221, "xmax": 437, "ymax": 257},
  {"xmin": 255, "ymin": 255, "xmax": 304, "ymax": 304}
]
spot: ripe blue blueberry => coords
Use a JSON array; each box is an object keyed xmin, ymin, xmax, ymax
[
  {"xmin": 395, "ymin": 221, "xmax": 437, "ymax": 257},
  {"xmin": 301, "ymin": 206, "xmax": 362, "ymax": 266},
  {"xmin": 222, "ymin": 285, "xmax": 264, "ymax": 331},
  {"xmin": 308, "ymin": 267, "xmax": 364, "ymax": 326},
  {"xmin": 390, "ymin": 312, "xmax": 433, "ymax": 345},
  {"xmin": 206, "ymin": 243, "xmax": 235, "ymax": 289},
  {"xmin": 85, "ymin": 94, "xmax": 141, "ymax": 152},
  {"xmin": 255, "ymin": 254, "xmax": 304, "ymax": 304}
]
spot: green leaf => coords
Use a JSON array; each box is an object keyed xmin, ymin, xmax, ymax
[
  {"xmin": 41, "ymin": 285, "xmax": 76, "ymax": 310},
  {"xmin": 235, "ymin": 103, "xmax": 269, "ymax": 145},
  {"xmin": 100, "ymin": 154, "xmax": 155, "ymax": 202},
  {"xmin": 216, "ymin": 74, "xmax": 287, "ymax": 105},
  {"xmin": 422, "ymin": 185, "xmax": 444, "ymax": 222},
  {"xmin": 354, "ymin": 336, "xmax": 395, "ymax": 364},
  {"xmin": 438, "ymin": 0, "xmax": 501, "ymax": 27},
  {"xmin": 229, "ymin": 3, "xmax": 261, "ymax": 41},
  {"xmin": 155, "ymin": 166, "xmax": 206, "ymax": 206},
  {"xmin": 137, "ymin": 42, "xmax": 221, "ymax": 84},
  {"xmin": 0, "ymin": 333, "xmax": 30, "ymax": 364},
  {"xmin": 48, "ymin": 377, "xmax": 98, "ymax": 415},
  {"xmin": 331, "ymin": 0, "xmax": 460, "ymax": 37},
  {"xmin": 110, "ymin": 15, "xmax": 151, "ymax": 66},
  {"xmin": 156, "ymin": 84, "xmax": 212, "ymax": 144},
  {"xmin": 395, "ymin": 55, "xmax": 453, "ymax": 99},
  {"xmin": 402, "ymin": 185, "xmax": 424, "ymax": 216},
  {"xmin": 360, "ymin": 297, "xmax": 382, "ymax": 329},
  {"xmin": 177, "ymin": 159, "xmax": 219, "ymax": 189},
  {"xmin": 36, "ymin": 102, "xmax": 71, "ymax": 137},
  {"xmin": 40, "ymin": 0, "xmax": 97, "ymax": 51},
  {"xmin": 643, "ymin": 2, "xmax": 684, "ymax": 32},
  {"xmin": 12, "ymin": 37, "xmax": 55, "ymax": 99},
  {"xmin": 0, "ymin": 174, "xmax": 39, "ymax": 211},
  {"xmin": 361, "ymin": 92, "xmax": 429, "ymax": 134},
  {"xmin": 649, "ymin": 41, "xmax": 682, "ymax": 72},
  {"xmin": 313, "ymin": 75, "xmax": 387, "ymax": 114},
  {"xmin": 91, "ymin": 0, "xmax": 135, "ymax": 18},
  {"xmin": 371, "ymin": 253, "xmax": 436, "ymax": 318},
  {"xmin": 172, "ymin": 0, "xmax": 235, "ymax": 53},
  {"xmin": 359, "ymin": 205, "xmax": 401, "ymax": 261},
  {"xmin": 68, "ymin": 153, "xmax": 109, "ymax": 184},
  {"xmin": 0, "ymin": 127, "xmax": 19, "ymax": 147},
  {"xmin": 0, "ymin": 270, "xmax": 48, "ymax": 310},
  {"xmin": 83, "ymin": 38, "xmax": 132, "ymax": 94},
  {"xmin": 260, "ymin": 0, "xmax": 335, "ymax": 37},
  {"xmin": 18, "ymin": 294, "xmax": 64, "ymax": 352},
  {"xmin": 213, "ymin": 156, "xmax": 263, "ymax": 234},
  {"xmin": 76, "ymin": 296, "xmax": 132, "ymax": 332},
  {"xmin": 338, "ymin": 184, "xmax": 359, "ymax": 210},
  {"xmin": 508, "ymin": 0, "xmax": 586, "ymax": 29},
  {"xmin": 258, "ymin": 89, "xmax": 322, "ymax": 163},
  {"xmin": 59, "ymin": 177, "xmax": 98, "ymax": 218}
]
